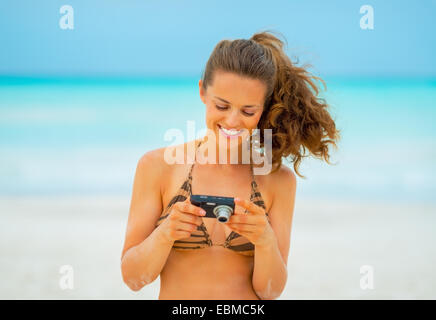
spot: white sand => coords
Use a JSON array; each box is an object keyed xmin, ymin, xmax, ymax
[{"xmin": 0, "ymin": 195, "xmax": 435, "ymax": 299}]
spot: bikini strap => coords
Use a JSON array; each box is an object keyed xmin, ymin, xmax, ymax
[
  {"xmin": 249, "ymin": 160, "xmax": 269, "ymax": 219},
  {"xmin": 187, "ymin": 139, "xmax": 204, "ymax": 186},
  {"xmin": 249, "ymin": 161, "xmax": 257, "ymax": 200}
]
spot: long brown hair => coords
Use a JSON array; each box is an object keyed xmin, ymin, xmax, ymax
[{"xmin": 200, "ymin": 30, "xmax": 340, "ymax": 178}]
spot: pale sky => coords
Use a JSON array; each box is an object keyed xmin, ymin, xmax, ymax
[{"xmin": 0, "ymin": 0, "xmax": 435, "ymax": 77}]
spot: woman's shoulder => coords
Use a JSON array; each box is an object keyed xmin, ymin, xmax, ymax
[
  {"xmin": 255, "ymin": 162, "xmax": 296, "ymax": 197},
  {"xmin": 272, "ymin": 163, "xmax": 296, "ymax": 181},
  {"xmin": 137, "ymin": 140, "xmax": 201, "ymax": 203},
  {"xmin": 253, "ymin": 163, "xmax": 296, "ymax": 220},
  {"xmin": 138, "ymin": 139, "xmax": 201, "ymax": 174},
  {"xmin": 269, "ymin": 164, "xmax": 297, "ymax": 205},
  {"xmin": 137, "ymin": 146, "xmax": 166, "ymax": 171}
]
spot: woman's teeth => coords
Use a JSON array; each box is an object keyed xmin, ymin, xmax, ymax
[{"xmin": 219, "ymin": 125, "xmax": 243, "ymax": 137}]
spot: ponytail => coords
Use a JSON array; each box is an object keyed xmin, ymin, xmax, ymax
[{"xmin": 251, "ymin": 30, "xmax": 340, "ymax": 177}]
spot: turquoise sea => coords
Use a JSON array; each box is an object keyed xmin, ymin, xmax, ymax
[{"xmin": 0, "ymin": 76, "xmax": 435, "ymax": 204}]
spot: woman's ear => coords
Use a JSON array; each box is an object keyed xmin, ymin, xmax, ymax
[{"xmin": 199, "ymin": 80, "xmax": 206, "ymax": 104}]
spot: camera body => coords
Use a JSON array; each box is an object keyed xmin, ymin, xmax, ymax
[{"xmin": 190, "ymin": 194, "xmax": 235, "ymax": 223}]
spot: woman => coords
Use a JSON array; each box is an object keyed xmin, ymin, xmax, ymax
[{"xmin": 121, "ymin": 30, "xmax": 339, "ymax": 300}]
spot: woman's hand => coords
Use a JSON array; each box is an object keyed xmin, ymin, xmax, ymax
[
  {"xmin": 158, "ymin": 198, "xmax": 206, "ymax": 243},
  {"xmin": 226, "ymin": 197, "xmax": 275, "ymax": 248}
]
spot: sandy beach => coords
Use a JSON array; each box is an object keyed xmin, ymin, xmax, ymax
[{"xmin": 1, "ymin": 195, "xmax": 435, "ymax": 299}]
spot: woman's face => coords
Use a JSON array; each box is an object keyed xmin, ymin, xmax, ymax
[{"xmin": 199, "ymin": 70, "xmax": 266, "ymax": 148}]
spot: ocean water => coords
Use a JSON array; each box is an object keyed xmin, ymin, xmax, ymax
[{"xmin": 0, "ymin": 76, "xmax": 435, "ymax": 204}]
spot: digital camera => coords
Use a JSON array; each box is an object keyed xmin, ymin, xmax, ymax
[{"xmin": 190, "ymin": 194, "xmax": 235, "ymax": 223}]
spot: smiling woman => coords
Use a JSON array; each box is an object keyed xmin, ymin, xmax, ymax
[{"xmin": 120, "ymin": 29, "xmax": 340, "ymax": 300}]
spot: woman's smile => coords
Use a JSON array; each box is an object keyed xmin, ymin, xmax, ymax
[{"xmin": 217, "ymin": 124, "xmax": 245, "ymax": 139}]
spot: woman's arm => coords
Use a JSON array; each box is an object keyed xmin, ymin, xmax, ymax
[
  {"xmin": 120, "ymin": 150, "xmax": 174, "ymax": 291},
  {"xmin": 252, "ymin": 166, "xmax": 297, "ymax": 299},
  {"xmin": 121, "ymin": 225, "xmax": 174, "ymax": 291}
]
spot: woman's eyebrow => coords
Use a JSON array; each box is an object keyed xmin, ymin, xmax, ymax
[{"xmin": 214, "ymin": 96, "xmax": 260, "ymax": 108}]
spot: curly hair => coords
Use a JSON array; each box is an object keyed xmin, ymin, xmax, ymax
[{"xmin": 200, "ymin": 30, "xmax": 340, "ymax": 178}]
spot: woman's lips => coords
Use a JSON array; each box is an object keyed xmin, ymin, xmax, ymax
[{"xmin": 218, "ymin": 124, "xmax": 244, "ymax": 138}]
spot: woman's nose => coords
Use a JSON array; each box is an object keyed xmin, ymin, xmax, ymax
[{"xmin": 223, "ymin": 109, "xmax": 241, "ymax": 128}]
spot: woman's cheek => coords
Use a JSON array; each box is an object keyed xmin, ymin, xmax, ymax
[
  {"xmin": 251, "ymin": 113, "xmax": 263, "ymax": 131},
  {"xmin": 206, "ymin": 107, "xmax": 221, "ymax": 125}
]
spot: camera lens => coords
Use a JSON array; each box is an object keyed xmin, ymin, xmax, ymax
[{"xmin": 213, "ymin": 205, "xmax": 233, "ymax": 223}]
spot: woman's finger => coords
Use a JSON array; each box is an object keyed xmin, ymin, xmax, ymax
[
  {"xmin": 227, "ymin": 223, "xmax": 256, "ymax": 233},
  {"xmin": 176, "ymin": 221, "xmax": 200, "ymax": 232},
  {"xmin": 227, "ymin": 214, "xmax": 258, "ymax": 224},
  {"xmin": 234, "ymin": 197, "xmax": 264, "ymax": 215},
  {"xmin": 176, "ymin": 199, "xmax": 206, "ymax": 216}
]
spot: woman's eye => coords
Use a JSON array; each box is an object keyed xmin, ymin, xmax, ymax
[
  {"xmin": 215, "ymin": 104, "xmax": 228, "ymax": 111},
  {"xmin": 242, "ymin": 111, "xmax": 255, "ymax": 117},
  {"xmin": 215, "ymin": 104, "xmax": 255, "ymax": 116}
]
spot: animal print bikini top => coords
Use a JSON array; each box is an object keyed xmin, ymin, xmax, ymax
[{"xmin": 155, "ymin": 139, "xmax": 270, "ymax": 257}]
